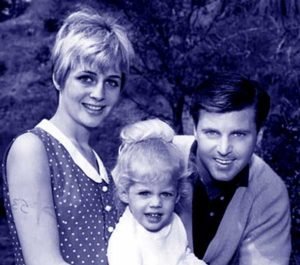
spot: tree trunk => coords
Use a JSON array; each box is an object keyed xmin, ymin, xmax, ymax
[{"xmin": 172, "ymin": 94, "xmax": 185, "ymax": 134}]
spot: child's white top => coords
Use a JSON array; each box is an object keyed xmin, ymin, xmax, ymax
[{"xmin": 107, "ymin": 206, "xmax": 206, "ymax": 265}]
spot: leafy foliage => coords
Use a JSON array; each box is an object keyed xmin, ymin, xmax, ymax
[
  {"xmin": 260, "ymin": 97, "xmax": 300, "ymax": 263},
  {"xmin": 0, "ymin": 0, "xmax": 299, "ymax": 264},
  {"xmin": 0, "ymin": 0, "xmax": 31, "ymax": 22},
  {"xmin": 111, "ymin": 0, "xmax": 300, "ymax": 135}
]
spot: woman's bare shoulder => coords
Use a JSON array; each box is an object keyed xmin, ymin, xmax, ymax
[
  {"xmin": 6, "ymin": 132, "xmax": 49, "ymax": 182},
  {"xmin": 8, "ymin": 131, "xmax": 45, "ymax": 157}
]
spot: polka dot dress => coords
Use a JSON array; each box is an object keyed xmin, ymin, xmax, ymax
[{"xmin": 3, "ymin": 125, "xmax": 118, "ymax": 265}]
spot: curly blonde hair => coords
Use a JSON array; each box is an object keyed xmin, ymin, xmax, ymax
[{"xmin": 111, "ymin": 119, "xmax": 191, "ymax": 210}]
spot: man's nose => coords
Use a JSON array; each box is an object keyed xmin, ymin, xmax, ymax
[{"xmin": 217, "ymin": 136, "xmax": 232, "ymax": 156}]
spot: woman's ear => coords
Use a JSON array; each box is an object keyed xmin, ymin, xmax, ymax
[{"xmin": 52, "ymin": 74, "xmax": 61, "ymax": 91}]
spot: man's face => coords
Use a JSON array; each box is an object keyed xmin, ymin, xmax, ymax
[{"xmin": 194, "ymin": 107, "xmax": 258, "ymax": 182}]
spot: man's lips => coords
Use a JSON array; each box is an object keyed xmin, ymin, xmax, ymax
[{"xmin": 214, "ymin": 158, "xmax": 235, "ymax": 166}]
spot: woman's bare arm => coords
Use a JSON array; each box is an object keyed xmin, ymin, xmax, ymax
[{"xmin": 6, "ymin": 132, "xmax": 69, "ymax": 265}]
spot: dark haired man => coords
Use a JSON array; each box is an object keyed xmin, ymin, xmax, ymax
[{"xmin": 175, "ymin": 73, "xmax": 291, "ymax": 265}]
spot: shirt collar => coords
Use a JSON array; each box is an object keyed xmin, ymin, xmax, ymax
[{"xmin": 36, "ymin": 119, "xmax": 109, "ymax": 183}]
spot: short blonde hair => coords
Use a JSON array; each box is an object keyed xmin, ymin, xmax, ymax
[
  {"xmin": 112, "ymin": 119, "xmax": 190, "ymax": 206},
  {"xmin": 52, "ymin": 7, "xmax": 135, "ymax": 88}
]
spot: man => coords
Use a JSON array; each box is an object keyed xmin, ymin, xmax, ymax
[{"xmin": 174, "ymin": 73, "xmax": 291, "ymax": 265}]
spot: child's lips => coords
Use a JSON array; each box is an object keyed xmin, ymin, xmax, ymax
[{"xmin": 145, "ymin": 213, "xmax": 163, "ymax": 223}]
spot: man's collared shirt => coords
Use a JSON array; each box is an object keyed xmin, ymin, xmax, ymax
[{"xmin": 189, "ymin": 141, "xmax": 249, "ymax": 259}]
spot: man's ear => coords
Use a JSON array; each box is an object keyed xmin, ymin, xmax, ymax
[
  {"xmin": 118, "ymin": 190, "xmax": 129, "ymax": 204},
  {"xmin": 193, "ymin": 126, "xmax": 197, "ymax": 138},
  {"xmin": 175, "ymin": 194, "xmax": 180, "ymax": 204},
  {"xmin": 256, "ymin": 127, "xmax": 264, "ymax": 147}
]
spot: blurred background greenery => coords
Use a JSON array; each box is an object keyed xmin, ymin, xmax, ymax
[{"xmin": 0, "ymin": 0, "xmax": 299, "ymax": 264}]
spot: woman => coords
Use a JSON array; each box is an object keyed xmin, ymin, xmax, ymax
[{"xmin": 3, "ymin": 7, "xmax": 134, "ymax": 265}]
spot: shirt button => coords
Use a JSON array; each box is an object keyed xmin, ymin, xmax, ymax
[
  {"xmin": 209, "ymin": 212, "xmax": 215, "ymax": 217},
  {"xmin": 105, "ymin": 205, "xmax": 112, "ymax": 212},
  {"xmin": 102, "ymin": 186, "xmax": 108, "ymax": 192},
  {"xmin": 220, "ymin": 196, "xmax": 225, "ymax": 201},
  {"xmin": 108, "ymin": 226, "xmax": 114, "ymax": 233}
]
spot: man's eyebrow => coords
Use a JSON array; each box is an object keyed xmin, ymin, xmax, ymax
[
  {"xmin": 201, "ymin": 127, "xmax": 218, "ymax": 131},
  {"xmin": 231, "ymin": 129, "xmax": 251, "ymax": 133}
]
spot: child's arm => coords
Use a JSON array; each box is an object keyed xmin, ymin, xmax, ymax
[{"xmin": 180, "ymin": 247, "xmax": 208, "ymax": 265}]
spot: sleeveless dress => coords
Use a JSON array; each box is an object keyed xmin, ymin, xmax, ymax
[{"xmin": 3, "ymin": 119, "xmax": 118, "ymax": 265}]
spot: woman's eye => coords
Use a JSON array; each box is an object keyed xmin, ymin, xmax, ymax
[
  {"xmin": 77, "ymin": 75, "xmax": 95, "ymax": 84},
  {"xmin": 105, "ymin": 79, "xmax": 120, "ymax": 88}
]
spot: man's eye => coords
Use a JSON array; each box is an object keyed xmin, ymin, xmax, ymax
[
  {"xmin": 205, "ymin": 130, "xmax": 219, "ymax": 137},
  {"xmin": 232, "ymin": 132, "xmax": 246, "ymax": 137}
]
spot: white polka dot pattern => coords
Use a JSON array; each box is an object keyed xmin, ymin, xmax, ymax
[{"xmin": 3, "ymin": 128, "xmax": 118, "ymax": 265}]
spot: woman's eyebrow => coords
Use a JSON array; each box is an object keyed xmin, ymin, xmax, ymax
[{"xmin": 108, "ymin": 75, "xmax": 122, "ymax": 79}]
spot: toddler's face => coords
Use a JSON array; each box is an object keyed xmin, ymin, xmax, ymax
[{"xmin": 123, "ymin": 176, "xmax": 178, "ymax": 232}]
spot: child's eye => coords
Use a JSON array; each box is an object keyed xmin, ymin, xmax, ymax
[
  {"xmin": 138, "ymin": 191, "xmax": 151, "ymax": 196},
  {"xmin": 161, "ymin": 192, "xmax": 174, "ymax": 198}
]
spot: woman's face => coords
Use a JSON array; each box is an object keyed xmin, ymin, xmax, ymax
[{"xmin": 57, "ymin": 64, "xmax": 122, "ymax": 129}]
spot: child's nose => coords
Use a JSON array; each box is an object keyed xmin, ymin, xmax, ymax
[{"xmin": 150, "ymin": 195, "xmax": 162, "ymax": 208}]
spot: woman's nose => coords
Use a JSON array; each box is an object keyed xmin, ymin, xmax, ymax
[{"xmin": 90, "ymin": 82, "xmax": 105, "ymax": 100}]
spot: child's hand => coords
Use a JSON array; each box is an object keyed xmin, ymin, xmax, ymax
[{"xmin": 179, "ymin": 247, "xmax": 208, "ymax": 265}]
